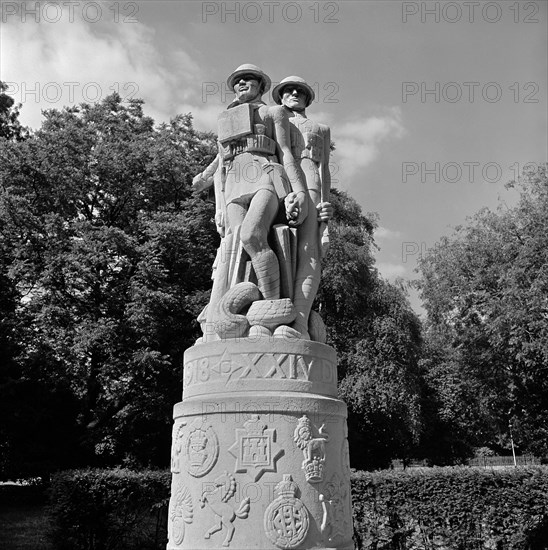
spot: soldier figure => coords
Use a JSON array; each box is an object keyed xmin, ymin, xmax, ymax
[{"xmin": 272, "ymin": 76, "xmax": 333, "ymax": 339}]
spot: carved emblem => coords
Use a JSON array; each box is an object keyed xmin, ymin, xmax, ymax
[
  {"xmin": 170, "ymin": 421, "xmax": 186, "ymax": 473},
  {"xmin": 264, "ymin": 474, "xmax": 309, "ymax": 549},
  {"xmin": 293, "ymin": 415, "xmax": 329, "ymax": 483},
  {"xmin": 185, "ymin": 418, "xmax": 219, "ymax": 478},
  {"xmin": 168, "ymin": 481, "xmax": 193, "ymax": 546},
  {"xmin": 319, "ymin": 472, "xmax": 351, "ymax": 544},
  {"xmin": 228, "ymin": 414, "xmax": 284, "ymax": 481},
  {"xmin": 341, "ymin": 422, "xmax": 351, "ymax": 482},
  {"xmin": 199, "ymin": 471, "xmax": 251, "ymax": 548}
]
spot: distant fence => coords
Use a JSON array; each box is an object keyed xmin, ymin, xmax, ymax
[
  {"xmin": 468, "ymin": 454, "xmax": 541, "ymax": 468},
  {"xmin": 392, "ymin": 455, "xmax": 543, "ymax": 470}
]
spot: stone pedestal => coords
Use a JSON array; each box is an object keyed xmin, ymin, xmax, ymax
[{"xmin": 167, "ymin": 338, "xmax": 353, "ymax": 550}]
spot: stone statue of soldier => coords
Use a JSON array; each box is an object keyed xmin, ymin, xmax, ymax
[
  {"xmin": 193, "ymin": 64, "xmax": 309, "ymax": 340},
  {"xmin": 272, "ymin": 76, "xmax": 333, "ymax": 339}
]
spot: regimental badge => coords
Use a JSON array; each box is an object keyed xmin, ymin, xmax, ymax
[
  {"xmin": 199, "ymin": 471, "xmax": 250, "ymax": 548},
  {"xmin": 293, "ymin": 415, "xmax": 329, "ymax": 483},
  {"xmin": 168, "ymin": 481, "xmax": 193, "ymax": 546},
  {"xmin": 264, "ymin": 475, "xmax": 309, "ymax": 549},
  {"xmin": 341, "ymin": 422, "xmax": 351, "ymax": 482},
  {"xmin": 319, "ymin": 472, "xmax": 351, "ymax": 544},
  {"xmin": 185, "ymin": 418, "xmax": 219, "ymax": 478},
  {"xmin": 171, "ymin": 421, "xmax": 187, "ymax": 473},
  {"xmin": 228, "ymin": 415, "xmax": 284, "ymax": 481}
]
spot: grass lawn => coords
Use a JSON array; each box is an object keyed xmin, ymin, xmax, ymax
[{"xmin": 0, "ymin": 503, "xmax": 53, "ymax": 550}]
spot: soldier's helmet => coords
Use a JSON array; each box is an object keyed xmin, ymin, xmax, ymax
[
  {"xmin": 272, "ymin": 76, "xmax": 315, "ymax": 108},
  {"xmin": 227, "ymin": 64, "xmax": 272, "ymax": 95}
]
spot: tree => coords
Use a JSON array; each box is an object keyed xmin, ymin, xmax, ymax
[
  {"xmin": 0, "ymin": 94, "xmax": 217, "ymax": 476},
  {"xmin": 318, "ymin": 190, "xmax": 424, "ymax": 469},
  {"xmin": 416, "ymin": 163, "xmax": 548, "ymax": 458},
  {"xmin": 0, "ymin": 81, "xmax": 29, "ymax": 141}
]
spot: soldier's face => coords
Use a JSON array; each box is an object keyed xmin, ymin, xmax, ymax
[
  {"xmin": 234, "ymin": 75, "xmax": 262, "ymax": 103},
  {"xmin": 281, "ymin": 87, "xmax": 308, "ymax": 112}
]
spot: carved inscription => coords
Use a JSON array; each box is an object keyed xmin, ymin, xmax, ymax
[
  {"xmin": 184, "ymin": 349, "xmax": 335, "ymax": 387},
  {"xmin": 264, "ymin": 475, "xmax": 309, "ymax": 549},
  {"xmin": 228, "ymin": 415, "xmax": 284, "ymax": 481}
]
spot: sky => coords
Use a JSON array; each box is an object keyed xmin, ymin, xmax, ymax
[{"xmin": 2, "ymin": 0, "xmax": 547, "ymax": 314}]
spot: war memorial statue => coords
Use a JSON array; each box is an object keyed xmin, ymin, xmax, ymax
[{"xmin": 167, "ymin": 64, "xmax": 353, "ymax": 550}]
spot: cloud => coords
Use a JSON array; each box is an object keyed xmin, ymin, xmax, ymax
[
  {"xmin": 174, "ymin": 103, "xmax": 220, "ymax": 133},
  {"xmin": 1, "ymin": 6, "xmax": 202, "ymax": 129},
  {"xmin": 333, "ymin": 107, "xmax": 406, "ymax": 181},
  {"xmin": 376, "ymin": 262, "xmax": 408, "ymax": 280},
  {"xmin": 375, "ymin": 226, "xmax": 403, "ymax": 240}
]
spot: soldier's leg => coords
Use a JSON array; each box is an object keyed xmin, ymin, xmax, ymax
[
  {"xmin": 240, "ymin": 189, "xmax": 280, "ymax": 300},
  {"xmin": 292, "ymin": 160, "xmax": 322, "ymax": 336},
  {"xmin": 204, "ymin": 202, "xmax": 247, "ymax": 338}
]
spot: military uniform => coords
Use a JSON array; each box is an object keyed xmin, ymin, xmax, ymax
[{"xmin": 218, "ymin": 101, "xmax": 290, "ymax": 210}]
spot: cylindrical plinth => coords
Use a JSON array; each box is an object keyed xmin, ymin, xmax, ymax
[{"xmin": 167, "ymin": 339, "xmax": 353, "ymax": 550}]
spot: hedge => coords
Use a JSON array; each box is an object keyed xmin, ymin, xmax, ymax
[
  {"xmin": 0, "ymin": 480, "xmax": 48, "ymax": 507},
  {"xmin": 47, "ymin": 468, "xmax": 170, "ymax": 550},
  {"xmin": 352, "ymin": 467, "xmax": 548, "ymax": 550},
  {"xmin": 46, "ymin": 466, "xmax": 548, "ymax": 550}
]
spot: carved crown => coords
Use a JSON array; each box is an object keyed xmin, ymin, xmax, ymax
[
  {"xmin": 304, "ymin": 457, "xmax": 324, "ymax": 483},
  {"xmin": 275, "ymin": 474, "xmax": 299, "ymax": 498},
  {"xmin": 188, "ymin": 430, "xmax": 208, "ymax": 465}
]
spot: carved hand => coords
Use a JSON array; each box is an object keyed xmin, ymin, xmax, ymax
[
  {"xmin": 316, "ymin": 202, "xmax": 333, "ymax": 222},
  {"xmin": 215, "ymin": 211, "xmax": 225, "ymax": 238},
  {"xmin": 192, "ymin": 172, "xmax": 209, "ymax": 193},
  {"xmin": 285, "ymin": 191, "xmax": 308, "ymax": 227}
]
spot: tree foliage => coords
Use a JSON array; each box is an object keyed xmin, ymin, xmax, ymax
[
  {"xmin": 318, "ymin": 190, "xmax": 423, "ymax": 469},
  {"xmin": 0, "ymin": 92, "xmax": 217, "ymax": 476},
  {"xmin": 0, "ymin": 81, "xmax": 29, "ymax": 141},
  {"xmin": 416, "ymin": 163, "xmax": 548, "ymax": 459}
]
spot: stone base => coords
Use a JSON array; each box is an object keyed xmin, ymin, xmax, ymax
[{"xmin": 167, "ymin": 339, "xmax": 353, "ymax": 550}]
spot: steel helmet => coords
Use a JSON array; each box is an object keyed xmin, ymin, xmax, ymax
[
  {"xmin": 272, "ymin": 76, "xmax": 315, "ymax": 107},
  {"xmin": 226, "ymin": 64, "xmax": 272, "ymax": 95}
]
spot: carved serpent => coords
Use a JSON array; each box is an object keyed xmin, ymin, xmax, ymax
[
  {"xmin": 213, "ymin": 282, "xmax": 297, "ymax": 338},
  {"xmin": 213, "ymin": 282, "xmax": 260, "ymax": 339}
]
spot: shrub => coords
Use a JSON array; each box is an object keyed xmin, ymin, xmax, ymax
[
  {"xmin": 47, "ymin": 468, "xmax": 170, "ymax": 550},
  {"xmin": 46, "ymin": 466, "xmax": 548, "ymax": 550},
  {"xmin": 351, "ymin": 466, "xmax": 548, "ymax": 550}
]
